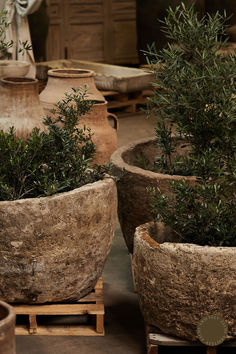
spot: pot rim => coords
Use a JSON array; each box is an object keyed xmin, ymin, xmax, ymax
[
  {"xmin": 48, "ymin": 68, "xmax": 95, "ymax": 78},
  {"xmin": 0, "ymin": 77, "xmax": 38, "ymax": 85},
  {"xmin": 0, "ymin": 301, "xmax": 16, "ymax": 326},
  {"xmin": 135, "ymin": 221, "xmax": 236, "ymax": 250},
  {"xmin": 110, "ymin": 136, "xmax": 196, "ymax": 181},
  {"xmin": 0, "ymin": 176, "xmax": 115, "ymax": 206}
]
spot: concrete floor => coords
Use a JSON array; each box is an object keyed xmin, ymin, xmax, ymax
[{"xmin": 15, "ymin": 112, "xmax": 234, "ymax": 354}]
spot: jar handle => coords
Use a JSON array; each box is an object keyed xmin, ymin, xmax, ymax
[{"xmin": 107, "ymin": 112, "xmax": 119, "ymax": 130}]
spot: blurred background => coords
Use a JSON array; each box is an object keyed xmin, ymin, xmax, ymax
[{"xmin": 28, "ymin": 0, "xmax": 236, "ymax": 65}]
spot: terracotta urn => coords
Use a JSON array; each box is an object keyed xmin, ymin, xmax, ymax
[
  {"xmin": 0, "ymin": 60, "xmax": 30, "ymax": 78},
  {"xmin": 0, "ymin": 178, "xmax": 117, "ymax": 304},
  {"xmin": 110, "ymin": 136, "xmax": 195, "ymax": 253},
  {"xmin": 78, "ymin": 101, "xmax": 118, "ymax": 165},
  {"xmin": 0, "ymin": 77, "xmax": 46, "ymax": 139},
  {"xmin": 39, "ymin": 68, "xmax": 105, "ymax": 115},
  {"xmin": 0, "ymin": 301, "xmax": 16, "ymax": 354},
  {"xmin": 133, "ymin": 221, "xmax": 236, "ymax": 341}
]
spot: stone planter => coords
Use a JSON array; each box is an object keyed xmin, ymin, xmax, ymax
[
  {"xmin": 0, "ymin": 77, "xmax": 46, "ymax": 139},
  {"xmin": 0, "ymin": 60, "xmax": 30, "ymax": 78},
  {"xmin": 0, "ymin": 301, "xmax": 16, "ymax": 354},
  {"xmin": 110, "ymin": 136, "xmax": 195, "ymax": 253},
  {"xmin": 0, "ymin": 178, "xmax": 117, "ymax": 303},
  {"xmin": 40, "ymin": 68, "xmax": 105, "ymax": 115},
  {"xmin": 133, "ymin": 221, "xmax": 236, "ymax": 341},
  {"xmin": 78, "ymin": 101, "xmax": 118, "ymax": 165}
]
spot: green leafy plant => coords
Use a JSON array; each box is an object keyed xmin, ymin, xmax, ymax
[
  {"xmin": 0, "ymin": 9, "xmax": 13, "ymax": 57},
  {"xmin": 147, "ymin": 3, "xmax": 236, "ymax": 246},
  {"xmin": 145, "ymin": 3, "xmax": 236, "ymax": 176},
  {"xmin": 0, "ymin": 89, "xmax": 111, "ymax": 200},
  {"xmin": 0, "ymin": 9, "xmax": 32, "ymax": 58}
]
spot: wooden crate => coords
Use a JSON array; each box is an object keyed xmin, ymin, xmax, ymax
[
  {"xmin": 13, "ymin": 277, "xmax": 104, "ymax": 336},
  {"xmin": 101, "ymin": 90, "xmax": 152, "ymax": 116},
  {"xmin": 146, "ymin": 324, "xmax": 236, "ymax": 354}
]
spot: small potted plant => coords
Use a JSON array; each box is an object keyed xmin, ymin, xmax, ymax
[
  {"xmin": 0, "ymin": 9, "xmax": 30, "ymax": 77},
  {"xmin": 0, "ymin": 88, "xmax": 117, "ymax": 303},
  {"xmin": 111, "ymin": 2, "xmax": 236, "ymax": 254},
  {"xmin": 130, "ymin": 3, "xmax": 236, "ymax": 342}
]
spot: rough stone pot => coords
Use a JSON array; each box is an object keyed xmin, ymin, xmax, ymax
[
  {"xmin": 133, "ymin": 221, "xmax": 236, "ymax": 341},
  {"xmin": 0, "ymin": 178, "xmax": 117, "ymax": 303},
  {"xmin": 0, "ymin": 301, "xmax": 16, "ymax": 354},
  {"xmin": 110, "ymin": 136, "xmax": 195, "ymax": 253}
]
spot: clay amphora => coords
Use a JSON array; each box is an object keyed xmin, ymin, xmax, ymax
[
  {"xmin": 0, "ymin": 301, "xmax": 16, "ymax": 354},
  {"xmin": 40, "ymin": 68, "xmax": 105, "ymax": 114},
  {"xmin": 0, "ymin": 77, "xmax": 46, "ymax": 139},
  {"xmin": 79, "ymin": 101, "xmax": 118, "ymax": 165}
]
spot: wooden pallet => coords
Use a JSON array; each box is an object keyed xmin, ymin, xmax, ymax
[
  {"xmin": 146, "ymin": 324, "xmax": 236, "ymax": 354},
  {"xmin": 101, "ymin": 90, "xmax": 152, "ymax": 116},
  {"xmin": 13, "ymin": 277, "xmax": 104, "ymax": 336}
]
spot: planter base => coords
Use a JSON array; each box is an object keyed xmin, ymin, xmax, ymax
[
  {"xmin": 13, "ymin": 277, "xmax": 104, "ymax": 336},
  {"xmin": 146, "ymin": 324, "xmax": 236, "ymax": 354}
]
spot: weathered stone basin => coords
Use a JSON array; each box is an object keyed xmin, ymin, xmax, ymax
[
  {"xmin": 0, "ymin": 178, "xmax": 117, "ymax": 303},
  {"xmin": 110, "ymin": 136, "xmax": 194, "ymax": 253},
  {"xmin": 133, "ymin": 221, "xmax": 236, "ymax": 341}
]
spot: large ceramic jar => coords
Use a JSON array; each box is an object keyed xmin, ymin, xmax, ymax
[
  {"xmin": 110, "ymin": 137, "xmax": 195, "ymax": 253},
  {"xmin": 0, "ymin": 178, "xmax": 117, "ymax": 303},
  {"xmin": 79, "ymin": 101, "xmax": 118, "ymax": 165},
  {"xmin": 133, "ymin": 221, "xmax": 236, "ymax": 341},
  {"xmin": 39, "ymin": 68, "xmax": 105, "ymax": 115},
  {"xmin": 0, "ymin": 77, "xmax": 46, "ymax": 139},
  {"xmin": 0, "ymin": 301, "xmax": 16, "ymax": 354}
]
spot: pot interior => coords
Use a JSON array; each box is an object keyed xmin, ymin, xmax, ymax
[
  {"xmin": 53, "ymin": 69, "xmax": 89, "ymax": 74},
  {"xmin": 1, "ymin": 77, "xmax": 36, "ymax": 84},
  {"xmin": 49, "ymin": 68, "xmax": 94, "ymax": 77},
  {"xmin": 122, "ymin": 139, "xmax": 190, "ymax": 170},
  {"xmin": 143, "ymin": 222, "xmax": 180, "ymax": 245},
  {"xmin": 0, "ymin": 305, "xmax": 8, "ymax": 321}
]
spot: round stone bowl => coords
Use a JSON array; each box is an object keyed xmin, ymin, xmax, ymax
[
  {"xmin": 133, "ymin": 221, "xmax": 236, "ymax": 341},
  {"xmin": 0, "ymin": 178, "xmax": 117, "ymax": 303},
  {"xmin": 0, "ymin": 301, "xmax": 16, "ymax": 354},
  {"xmin": 110, "ymin": 136, "xmax": 195, "ymax": 253}
]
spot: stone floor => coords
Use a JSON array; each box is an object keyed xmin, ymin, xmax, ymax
[{"xmin": 15, "ymin": 112, "xmax": 234, "ymax": 354}]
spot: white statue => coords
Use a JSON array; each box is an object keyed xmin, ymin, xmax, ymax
[{"xmin": 0, "ymin": 0, "xmax": 43, "ymax": 77}]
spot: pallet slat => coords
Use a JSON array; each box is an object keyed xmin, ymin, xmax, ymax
[
  {"xmin": 146, "ymin": 324, "xmax": 236, "ymax": 354},
  {"xmin": 14, "ymin": 303, "xmax": 104, "ymax": 316},
  {"xmin": 15, "ymin": 324, "xmax": 104, "ymax": 336},
  {"xmin": 13, "ymin": 277, "xmax": 104, "ymax": 336},
  {"xmin": 101, "ymin": 89, "xmax": 151, "ymax": 116}
]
